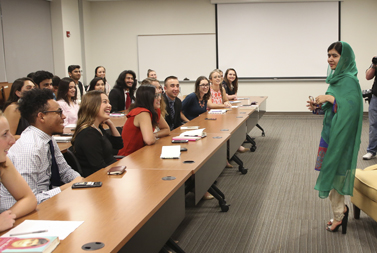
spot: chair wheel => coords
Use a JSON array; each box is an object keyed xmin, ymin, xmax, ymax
[
  {"xmin": 239, "ymin": 167, "xmax": 248, "ymax": 174},
  {"xmin": 262, "ymin": 132, "xmax": 265, "ymax": 137},
  {"xmin": 250, "ymin": 146, "xmax": 257, "ymax": 152},
  {"xmin": 221, "ymin": 204, "xmax": 230, "ymax": 212}
]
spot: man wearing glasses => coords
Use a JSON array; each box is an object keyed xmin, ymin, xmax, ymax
[
  {"xmin": 0, "ymin": 89, "xmax": 82, "ymax": 211},
  {"xmin": 163, "ymin": 76, "xmax": 189, "ymax": 130},
  {"xmin": 68, "ymin": 65, "xmax": 85, "ymax": 101}
]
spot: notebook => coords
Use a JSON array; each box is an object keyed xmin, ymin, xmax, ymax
[{"xmin": 160, "ymin": 146, "xmax": 181, "ymax": 159}]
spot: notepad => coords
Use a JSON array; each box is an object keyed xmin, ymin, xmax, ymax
[
  {"xmin": 180, "ymin": 126, "xmax": 199, "ymax": 130},
  {"xmin": 160, "ymin": 146, "xmax": 181, "ymax": 159},
  {"xmin": 53, "ymin": 136, "xmax": 72, "ymax": 142},
  {"xmin": 110, "ymin": 113, "xmax": 125, "ymax": 117},
  {"xmin": 229, "ymin": 101, "xmax": 241, "ymax": 104},
  {"xmin": 208, "ymin": 109, "xmax": 227, "ymax": 114}
]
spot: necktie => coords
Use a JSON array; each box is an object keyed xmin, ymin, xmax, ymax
[
  {"xmin": 170, "ymin": 101, "xmax": 175, "ymax": 120},
  {"xmin": 125, "ymin": 92, "xmax": 131, "ymax": 109},
  {"xmin": 49, "ymin": 140, "xmax": 63, "ymax": 188}
]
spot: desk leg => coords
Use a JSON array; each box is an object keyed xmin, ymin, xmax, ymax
[
  {"xmin": 208, "ymin": 184, "xmax": 230, "ymax": 212},
  {"xmin": 256, "ymin": 123, "xmax": 265, "ymax": 137},
  {"xmin": 230, "ymin": 154, "xmax": 248, "ymax": 175},
  {"xmin": 165, "ymin": 238, "xmax": 185, "ymax": 253},
  {"xmin": 245, "ymin": 134, "xmax": 257, "ymax": 152}
]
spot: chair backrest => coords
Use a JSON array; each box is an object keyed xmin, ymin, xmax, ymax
[{"xmin": 63, "ymin": 146, "xmax": 83, "ymax": 176}]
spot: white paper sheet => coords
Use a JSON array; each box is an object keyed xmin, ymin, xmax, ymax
[
  {"xmin": 179, "ymin": 129, "xmax": 205, "ymax": 137},
  {"xmin": 1, "ymin": 220, "xmax": 84, "ymax": 240},
  {"xmin": 160, "ymin": 146, "xmax": 181, "ymax": 159}
]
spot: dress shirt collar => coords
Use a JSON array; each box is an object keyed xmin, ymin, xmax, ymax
[
  {"xmin": 27, "ymin": 125, "xmax": 52, "ymax": 144},
  {"xmin": 165, "ymin": 94, "xmax": 175, "ymax": 103}
]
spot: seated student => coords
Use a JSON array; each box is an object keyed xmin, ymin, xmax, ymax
[
  {"xmin": 52, "ymin": 75, "xmax": 60, "ymax": 98},
  {"xmin": 32, "ymin": 70, "xmax": 54, "ymax": 96},
  {"xmin": 68, "ymin": 65, "xmax": 85, "ymax": 101},
  {"xmin": 109, "ymin": 70, "xmax": 137, "ymax": 112},
  {"xmin": 182, "ymin": 76, "xmax": 215, "ymax": 120},
  {"xmin": 88, "ymin": 77, "xmax": 106, "ymax": 93},
  {"xmin": 210, "ymin": 69, "xmax": 249, "ymax": 155},
  {"xmin": 3, "ymin": 78, "xmax": 35, "ymax": 136},
  {"xmin": 222, "ymin": 68, "xmax": 238, "ymax": 100},
  {"xmin": 209, "ymin": 69, "xmax": 232, "ymax": 108},
  {"xmin": 118, "ymin": 85, "xmax": 170, "ymax": 156},
  {"xmin": 0, "ymin": 111, "xmax": 37, "ymax": 231},
  {"xmin": 94, "ymin": 66, "xmax": 110, "ymax": 95},
  {"xmin": 147, "ymin": 69, "xmax": 157, "ymax": 79},
  {"xmin": 56, "ymin": 77, "xmax": 79, "ymax": 126},
  {"xmin": 72, "ymin": 91, "xmax": 123, "ymax": 177},
  {"xmin": 0, "ymin": 89, "xmax": 82, "ymax": 210},
  {"xmin": 162, "ymin": 76, "xmax": 189, "ymax": 130},
  {"xmin": 140, "ymin": 78, "xmax": 166, "ymax": 118}
]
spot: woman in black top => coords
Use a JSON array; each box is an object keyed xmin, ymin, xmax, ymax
[
  {"xmin": 72, "ymin": 91, "xmax": 123, "ymax": 177},
  {"xmin": 222, "ymin": 68, "xmax": 239, "ymax": 100}
]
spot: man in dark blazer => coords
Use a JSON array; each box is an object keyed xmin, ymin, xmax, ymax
[
  {"xmin": 163, "ymin": 76, "xmax": 189, "ymax": 130},
  {"xmin": 109, "ymin": 70, "xmax": 137, "ymax": 112}
]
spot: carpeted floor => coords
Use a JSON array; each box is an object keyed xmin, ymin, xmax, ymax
[{"xmin": 172, "ymin": 115, "xmax": 377, "ymax": 253}]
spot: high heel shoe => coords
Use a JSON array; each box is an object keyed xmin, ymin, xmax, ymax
[
  {"xmin": 327, "ymin": 205, "xmax": 349, "ymax": 226},
  {"xmin": 326, "ymin": 205, "xmax": 349, "ymax": 234}
]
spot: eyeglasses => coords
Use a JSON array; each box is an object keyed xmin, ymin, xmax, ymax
[
  {"xmin": 154, "ymin": 93, "xmax": 162, "ymax": 98},
  {"xmin": 43, "ymin": 108, "xmax": 63, "ymax": 117},
  {"xmin": 199, "ymin": 84, "xmax": 210, "ymax": 87}
]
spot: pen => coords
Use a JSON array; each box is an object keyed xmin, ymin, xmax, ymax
[{"xmin": 10, "ymin": 230, "xmax": 48, "ymax": 236}]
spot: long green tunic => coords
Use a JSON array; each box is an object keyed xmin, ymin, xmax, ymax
[{"xmin": 314, "ymin": 41, "xmax": 363, "ymax": 198}]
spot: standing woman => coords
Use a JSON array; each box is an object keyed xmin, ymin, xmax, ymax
[
  {"xmin": 209, "ymin": 69, "xmax": 232, "ymax": 108},
  {"xmin": 94, "ymin": 66, "xmax": 110, "ymax": 95},
  {"xmin": 56, "ymin": 77, "xmax": 80, "ymax": 126},
  {"xmin": 3, "ymin": 78, "xmax": 35, "ymax": 136},
  {"xmin": 223, "ymin": 68, "xmax": 238, "ymax": 100},
  {"xmin": 118, "ymin": 85, "xmax": 170, "ymax": 157},
  {"xmin": 182, "ymin": 76, "xmax": 213, "ymax": 120},
  {"xmin": 72, "ymin": 91, "xmax": 123, "ymax": 177},
  {"xmin": 88, "ymin": 77, "xmax": 106, "ymax": 93},
  {"xmin": 0, "ymin": 111, "xmax": 37, "ymax": 231},
  {"xmin": 307, "ymin": 41, "xmax": 362, "ymax": 233}
]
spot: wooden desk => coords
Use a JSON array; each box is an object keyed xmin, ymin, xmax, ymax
[
  {"xmin": 4, "ymin": 169, "xmax": 191, "ymax": 253},
  {"xmin": 114, "ymin": 132, "xmax": 230, "ymax": 206}
]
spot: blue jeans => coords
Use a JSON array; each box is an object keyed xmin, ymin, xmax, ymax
[{"xmin": 367, "ymin": 95, "xmax": 377, "ymax": 154}]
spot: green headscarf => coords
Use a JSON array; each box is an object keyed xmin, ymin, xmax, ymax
[{"xmin": 314, "ymin": 41, "xmax": 363, "ymax": 198}]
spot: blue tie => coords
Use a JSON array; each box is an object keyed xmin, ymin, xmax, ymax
[
  {"xmin": 49, "ymin": 140, "xmax": 63, "ymax": 188},
  {"xmin": 170, "ymin": 101, "xmax": 175, "ymax": 120}
]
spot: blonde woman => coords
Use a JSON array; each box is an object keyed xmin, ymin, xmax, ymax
[{"xmin": 0, "ymin": 111, "xmax": 37, "ymax": 231}]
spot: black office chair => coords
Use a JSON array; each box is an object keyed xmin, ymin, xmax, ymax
[{"xmin": 63, "ymin": 146, "xmax": 83, "ymax": 176}]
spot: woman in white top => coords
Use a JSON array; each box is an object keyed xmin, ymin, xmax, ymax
[
  {"xmin": 209, "ymin": 69, "xmax": 232, "ymax": 108},
  {"xmin": 57, "ymin": 77, "xmax": 80, "ymax": 126},
  {"xmin": 0, "ymin": 111, "xmax": 37, "ymax": 231}
]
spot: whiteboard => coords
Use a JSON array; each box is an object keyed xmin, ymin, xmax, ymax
[
  {"xmin": 217, "ymin": 2, "xmax": 339, "ymax": 78},
  {"xmin": 137, "ymin": 34, "xmax": 216, "ymax": 81}
]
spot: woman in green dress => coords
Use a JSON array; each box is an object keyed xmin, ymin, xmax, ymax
[{"xmin": 307, "ymin": 41, "xmax": 363, "ymax": 234}]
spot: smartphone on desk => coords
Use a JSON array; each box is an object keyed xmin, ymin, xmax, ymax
[
  {"xmin": 72, "ymin": 182, "xmax": 102, "ymax": 189},
  {"xmin": 172, "ymin": 140, "xmax": 189, "ymax": 143}
]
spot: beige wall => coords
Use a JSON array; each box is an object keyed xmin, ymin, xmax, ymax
[{"xmin": 54, "ymin": 0, "xmax": 377, "ymax": 112}]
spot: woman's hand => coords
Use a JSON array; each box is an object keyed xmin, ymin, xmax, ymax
[
  {"xmin": 0, "ymin": 210, "xmax": 16, "ymax": 232},
  {"xmin": 316, "ymin": 95, "xmax": 335, "ymax": 104},
  {"xmin": 102, "ymin": 119, "xmax": 114, "ymax": 127},
  {"xmin": 306, "ymin": 100, "xmax": 317, "ymax": 111},
  {"xmin": 224, "ymin": 101, "xmax": 232, "ymax": 108}
]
